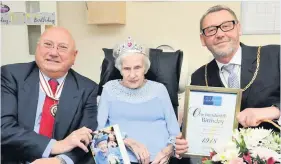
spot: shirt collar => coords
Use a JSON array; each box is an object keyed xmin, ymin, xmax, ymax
[
  {"xmin": 39, "ymin": 70, "xmax": 67, "ymax": 85},
  {"xmin": 216, "ymin": 46, "xmax": 242, "ymax": 71}
]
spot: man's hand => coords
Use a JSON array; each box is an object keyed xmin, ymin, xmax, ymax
[
  {"xmin": 151, "ymin": 144, "xmax": 173, "ymax": 164},
  {"xmin": 124, "ymin": 138, "xmax": 150, "ymax": 164},
  {"xmin": 175, "ymin": 133, "xmax": 188, "ymax": 159},
  {"xmin": 237, "ymin": 106, "xmax": 280, "ymax": 127},
  {"xmin": 31, "ymin": 157, "xmax": 60, "ymax": 164},
  {"xmin": 51, "ymin": 126, "xmax": 93, "ymax": 155}
]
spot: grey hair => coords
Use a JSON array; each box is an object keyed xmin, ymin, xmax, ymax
[
  {"xmin": 114, "ymin": 51, "xmax": 151, "ymax": 74},
  {"xmin": 199, "ymin": 5, "xmax": 238, "ymax": 32}
]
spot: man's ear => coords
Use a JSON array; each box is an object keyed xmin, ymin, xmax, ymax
[
  {"xmin": 74, "ymin": 50, "xmax": 78, "ymax": 57},
  {"xmin": 72, "ymin": 50, "xmax": 78, "ymax": 65},
  {"xmin": 237, "ymin": 22, "xmax": 242, "ymax": 36},
  {"xmin": 200, "ymin": 34, "xmax": 206, "ymax": 46}
]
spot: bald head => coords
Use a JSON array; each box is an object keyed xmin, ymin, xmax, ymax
[
  {"xmin": 39, "ymin": 27, "xmax": 76, "ymax": 50},
  {"xmin": 35, "ymin": 26, "xmax": 78, "ymax": 79}
]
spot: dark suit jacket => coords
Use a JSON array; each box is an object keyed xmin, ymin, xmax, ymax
[
  {"xmin": 1, "ymin": 61, "xmax": 98, "ymax": 164},
  {"xmin": 191, "ymin": 43, "xmax": 280, "ymax": 131}
]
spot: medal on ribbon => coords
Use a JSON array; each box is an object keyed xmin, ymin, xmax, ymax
[
  {"xmin": 50, "ymin": 104, "xmax": 58, "ymax": 117},
  {"xmin": 39, "ymin": 71, "xmax": 66, "ymax": 117}
]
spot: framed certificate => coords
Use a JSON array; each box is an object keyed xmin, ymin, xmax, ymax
[{"xmin": 182, "ymin": 86, "xmax": 242, "ymax": 157}]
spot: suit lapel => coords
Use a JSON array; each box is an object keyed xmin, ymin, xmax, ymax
[
  {"xmin": 53, "ymin": 72, "xmax": 84, "ymax": 139},
  {"xmin": 19, "ymin": 66, "xmax": 40, "ymax": 130},
  {"xmin": 207, "ymin": 59, "xmax": 224, "ymax": 87},
  {"xmin": 240, "ymin": 43, "xmax": 257, "ymax": 103}
]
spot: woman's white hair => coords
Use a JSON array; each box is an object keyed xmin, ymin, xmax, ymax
[
  {"xmin": 113, "ymin": 50, "xmax": 151, "ymax": 74},
  {"xmin": 113, "ymin": 38, "xmax": 151, "ymax": 74}
]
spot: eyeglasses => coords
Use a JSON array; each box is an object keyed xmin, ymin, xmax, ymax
[
  {"xmin": 41, "ymin": 40, "xmax": 69, "ymax": 53},
  {"xmin": 201, "ymin": 20, "xmax": 237, "ymax": 37}
]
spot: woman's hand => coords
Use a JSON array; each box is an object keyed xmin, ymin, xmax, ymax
[
  {"xmin": 124, "ymin": 138, "xmax": 150, "ymax": 164},
  {"xmin": 151, "ymin": 144, "xmax": 173, "ymax": 164}
]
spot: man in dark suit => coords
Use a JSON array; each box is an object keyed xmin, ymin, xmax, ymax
[
  {"xmin": 175, "ymin": 5, "xmax": 280, "ymax": 163},
  {"xmin": 191, "ymin": 5, "xmax": 280, "ymax": 130},
  {"xmin": 1, "ymin": 27, "xmax": 98, "ymax": 164}
]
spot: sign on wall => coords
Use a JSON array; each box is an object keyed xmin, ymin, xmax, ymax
[{"xmin": 241, "ymin": 1, "xmax": 280, "ymax": 34}]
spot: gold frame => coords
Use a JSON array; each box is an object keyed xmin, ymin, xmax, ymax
[{"xmin": 182, "ymin": 85, "xmax": 243, "ymax": 158}]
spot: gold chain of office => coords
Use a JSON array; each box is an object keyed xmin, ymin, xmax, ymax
[{"xmin": 204, "ymin": 46, "xmax": 261, "ymax": 92}]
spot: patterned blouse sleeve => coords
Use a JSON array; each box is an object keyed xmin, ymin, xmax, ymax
[
  {"xmin": 158, "ymin": 84, "xmax": 180, "ymax": 147},
  {"xmin": 97, "ymin": 86, "xmax": 111, "ymax": 130}
]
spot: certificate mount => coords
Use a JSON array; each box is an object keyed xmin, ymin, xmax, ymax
[{"xmin": 182, "ymin": 86, "xmax": 242, "ymax": 158}]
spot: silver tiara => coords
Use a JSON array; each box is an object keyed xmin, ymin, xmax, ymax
[{"xmin": 113, "ymin": 37, "xmax": 145, "ymax": 58}]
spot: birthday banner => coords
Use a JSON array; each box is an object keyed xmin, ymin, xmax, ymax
[{"xmin": 1, "ymin": 12, "xmax": 55, "ymax": 25}]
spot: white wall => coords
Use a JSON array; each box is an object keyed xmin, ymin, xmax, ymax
[
  {"xmin": 2, "ymin": 1, "xmax": 280, "ymax": 124},
  {"xmin": 1, "ymin": 1, "xmax": 35, "ymax": 64},
  {"xmin": 1, "ymin": 1, "xmax": 57, "ymax": 65},
  {"xmin": 2, "ymin": 1, "xmax": 280, "ymax": 84},
  {"xmin": 57, "ymin": 1, "xmax": 280, "ymax": 84}
]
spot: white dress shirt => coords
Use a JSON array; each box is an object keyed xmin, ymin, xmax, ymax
[
  {"xmin": 215, "ymin": 46, "xmax": 281, "ymax": 125},
  {"xmin": 216, "ymin": 46, "xmax": 242, "ymax": 88}
]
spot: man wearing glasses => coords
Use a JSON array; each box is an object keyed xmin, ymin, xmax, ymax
[{"xmin": 191, "ymin": 5, "xmax": 280, "ymax": 131}]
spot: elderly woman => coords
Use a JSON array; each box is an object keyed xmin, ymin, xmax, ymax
[
  {"xmin": 93, "ymin": 134, "xmax": 122, "ymax": 164},
  {"xmin": 97, "ymin": 37, "xmax": 181, "ymax": 164}
]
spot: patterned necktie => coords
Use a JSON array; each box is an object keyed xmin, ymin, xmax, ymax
[
  {"xmin": 39, "ymin": 79, "xmax": 58, "ymax": 138},
  {"xmin": 222, "ymin": 64, "xmax": 240, "ymax": 88}
]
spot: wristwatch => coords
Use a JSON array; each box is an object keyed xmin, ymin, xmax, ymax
[{"xmin": 55, "ymin": 156, "xmax": 67, "ymax": 164}]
